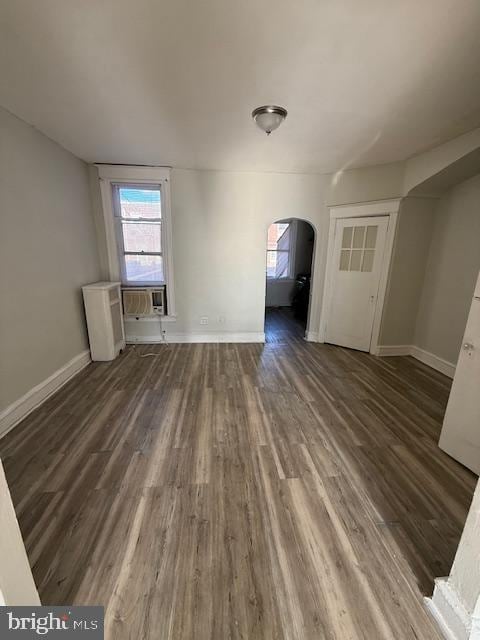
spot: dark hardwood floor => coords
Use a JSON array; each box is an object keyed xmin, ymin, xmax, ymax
[
  {"xmin": 265, "ymin": 306, "xmax": 306, "ymax": 343},
  {"xmin": 0, "ymin": 321, "xmax": 476, "ymax": 639}
]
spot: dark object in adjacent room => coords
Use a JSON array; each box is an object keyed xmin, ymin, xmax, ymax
[{"xmin": 292, "ymin": 274, "xmax": 311, "ymax": 321}]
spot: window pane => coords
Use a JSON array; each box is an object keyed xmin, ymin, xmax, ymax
[
  {"xmin": 362, "ymin": 250, "xmax": 375, "ymax": 272},
  {"xmin": 339, "ymin": 250, "xmax": 350, "ymax": 271},
  {"xmin": 119, "ymin": 187, "xmax": 161, "ymax": 219},
  {"xmin": 125, "ymin": 255, "xmax": 164, "ymax": 283},
  {"xmin": 267, "ymin": 223, "xmax": 291, "ymax": 278},
  {"xmin": 266, "ymin": 250, "xmax": 289, "ymax": 278},
  {"xmin": 352, "ymin": 226, "xmax": 365, "ymax": 248},
  {"xmin": 350, "ymin": 249, "xmax": 362, "ymax": 271},
  {"xmin": 275, "ymin": 250, "xmax": 289, "ymax": 278},
  {"xmin": 266, "ymin": 250, "xmax": 277, "ymax": 277},
  {"xmin": 365, "ymin": 226, "xmax": 378, "ymax": 249},
  {"xmin": 342, "ymin": 226, "xmax": 353, "ymax": 248},
  {"xmin": 122, "ymin": 221, "xmax": 161, "ymax": 253},
  {"xmin": 267, "ymin": 223, "xmax": 290, "ymax": 250}
]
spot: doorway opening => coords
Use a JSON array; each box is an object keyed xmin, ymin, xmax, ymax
[{"xmin": 264, "ymin": 219, "xmax": 315, "ymax": 343}]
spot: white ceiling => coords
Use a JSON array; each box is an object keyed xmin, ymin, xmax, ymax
[{"xmin": 1, "ymin": 0, "xmax": 480, "ymax": 173}]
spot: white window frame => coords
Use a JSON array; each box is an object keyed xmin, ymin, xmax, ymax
[
  {"xmin": 96, "ymin": 165, "xmax": 176, "ymax": 319},
  {"xmin": 112, "ymin": 183, "xmax": 164, "ymax": 287},
  {"xmin": 266, "ymin": 219, "xmax": 297, "ymax": 281}
]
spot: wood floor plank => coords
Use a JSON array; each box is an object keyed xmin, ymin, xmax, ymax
[{"xmin": 0, "ymin": 307, "xmax": 476, "ymax": 639}]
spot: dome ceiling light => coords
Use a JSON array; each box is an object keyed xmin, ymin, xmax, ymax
[{"xmin": 252, "ymin": 105, "xmax": 287, "ymax": 135}]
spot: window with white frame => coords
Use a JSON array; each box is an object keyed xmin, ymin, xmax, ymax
[
  {"xmin": 96, "ymin": 165, "xmax": 175, "ymax": 318},
  {"xmin": 112, "ymin": 184, "xmax": 164, "ymax": 285},
  {"xmin": 266, "ymin": 221, "xmax": 295, "ymax": 279}
]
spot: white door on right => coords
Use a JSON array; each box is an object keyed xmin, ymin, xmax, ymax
[
  {"xmin": 325, "ymin": 216, "xmax": 388, "ymax": 352},
  {"xmin": 439, "ymin": 274, "xmax": 480, "ymax": 475}
]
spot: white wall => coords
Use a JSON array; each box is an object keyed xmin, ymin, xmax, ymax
[
  {"xmin": 166, "ymin": 169, "xmax": 327, "ymax": 338},
  {"xmin": 327, "ymin": 161, "xmax": 404, "ymax": 206},
  {"xmin": 450, "ymin": 481, "xmax": 480, "ymax": 616},
  {"xmin": 380, "ymin": 197, "xmax": 436, "ymax": 346},
  {"xmin": 0, "ymin": 460, "xmax": 40, "ymax": 605},
  {"xmin": 380, "ymin": 173, "xmax": 480, "ymax": 368},
  {"xmin": 90, "ymin": 162, "xmax": 405, "ymax": 342},
  {"xmin": 404, "ymin": 128, "xmax": 480, "ymax": 196},
  {"xmin": 429, "ymin": 480, "xmax": 480, "ymax": 640},
  {"xmin": 0, "ymin": 107, "xmax": 101, "ymax": 414},
  {"xmin": 414, "ymin": 174, "xmax": 480, "ymax": 364}
]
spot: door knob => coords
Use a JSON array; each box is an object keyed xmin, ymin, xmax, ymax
[{"xmin": 463, "ymin": 342, "xmax": 474, "ymax": 351}]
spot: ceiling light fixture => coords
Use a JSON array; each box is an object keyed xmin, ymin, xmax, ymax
[{"xmin": 252, "ymin": 105, "xmax": 287, "ymax": 135}]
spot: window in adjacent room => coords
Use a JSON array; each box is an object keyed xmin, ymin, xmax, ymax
[
  {"xmin": 112, "ymin": 184, "xmax": 164, "ymax": 285},
  {"xmin": 266, "ymin": 221, "xmax": 295, "ymax": 279}
]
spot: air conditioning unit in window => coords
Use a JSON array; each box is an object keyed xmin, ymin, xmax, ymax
[{"xmin": 122, "ymin": 287, "xmax": 166, "ymax": 317}]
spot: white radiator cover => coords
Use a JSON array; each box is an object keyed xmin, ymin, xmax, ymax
[{"xmin": 82, "ymin": 282, "xmax": 125, "ymax": 361}]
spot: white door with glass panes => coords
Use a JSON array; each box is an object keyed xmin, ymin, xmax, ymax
[{"xmin": 325, "ymin": 216, "xmax": 388, "ymax": 351}]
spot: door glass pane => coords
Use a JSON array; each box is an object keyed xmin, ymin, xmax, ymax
[
  {"xmin": 350, "ymin": 250, "xmax": 362, "ymax": 271},
  {"xmin": 125, "ymin": 255, "xmax": 164, "ymax": 283},
  {"xmin": 342, "ymin": 226, "xmax": 353, "ymax": 248},
  {"xmin": 122, "ymin": 222, "xmax": 161, "ymax": 252},
  {"xmin": 365, "ymin": 226, "xmax": 378, "ymax": 249},
  {"xmin": 353, "ymin": 226, "xmax": 365, "ymax": 248},
  {"xmin": 119, "ymin": 187, "xmax": 161, "ymax": 219},
  {"xmin": 339, "ymin": 250, "xmax": 350, "ymax": 271},
  {"xmin": 362, "ymin": 250, "xmax": 375, "ymax": 272}
]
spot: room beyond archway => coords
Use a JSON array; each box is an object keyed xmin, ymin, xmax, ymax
[{"xmin": 264, "ymin": 218, "xmax": 315, "ymax": 342}]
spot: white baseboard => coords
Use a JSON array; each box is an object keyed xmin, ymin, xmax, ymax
[
  {"xmin": 425, "ymin": 578, "xmax": 471, "ymax": 640},
  {"xmin": 376, "ymin": 344, "xmax": 456, "ymax": 378},
  {"xmin": 409, "ymin": 346, "xmax": 456, "ymax": 379},
  {"xmin": 126, "ymin": 332, "xmax": 266, "ymax": 344},
  {"xmin": 375, "ymin": 345, "xmax": 411, "ymax": 357},
  {"xmin": 0, "ymin": 350, "xmax": 91, "ymax": 440}
]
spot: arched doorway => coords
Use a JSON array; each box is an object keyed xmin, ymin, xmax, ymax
[{"xmin": 264, "ymin": 218, "xmax": 316, "ymax": 342}]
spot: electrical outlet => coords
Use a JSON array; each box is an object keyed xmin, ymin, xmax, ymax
[{"xmin": 200, "ymin": 316, "xmax": 208, "ymax": 325}]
